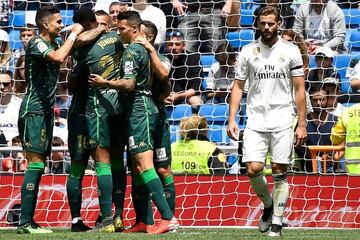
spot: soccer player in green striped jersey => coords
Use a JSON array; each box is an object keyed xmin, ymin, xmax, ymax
[
  {"xmin": 89, "ymin": 11, "xmax": 179, "ymax": 235},
  {"xmin": 16, "ymin": 6, "xmax": 84, "ymax": 234},
  {"xmin": 124, "ymin": 20, "xmax": 176, "ymax": 233},
  {"xmin": 71, "ymin": 8, "xmax": 126, "ymax": 233}
]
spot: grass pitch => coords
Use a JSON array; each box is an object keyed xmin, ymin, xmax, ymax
[{"xmin": 1, "ymin": 228, "xmax": 360, "ymax": 240}]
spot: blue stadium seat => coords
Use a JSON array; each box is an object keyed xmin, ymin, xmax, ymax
[
  {"xmin": 207, "ymin": 124, "xmax": 223, "ymax": 143},
  {"xmin": 198, "ymin": 104, "xmax": 229, "ymax": 122},
  {"xmin": 170, "ymin": 124, "xmax": 180, "ymax": 143},
  {"xmin": 227, "ymin": 29, "xmax": 254, "ymax": 49},
  {"xmin": 9, "ymin": 11, "xmax": 26, "ymax": 27},
  {"xmin": 240, "ymin": 9, "xmax": 254, "ymax": 27},
  {"xmin": 9, "ymin": 30, "xmax": 22, "ymax": 50},
  {"xmin": 349, "ymin": 30, "xmax": 360, "ymax": 53},
  {"xmin": 200, "ymin": 55, "xmax": 216, "ymax": 74},
  {"xmin": 60, "ymin": 10, "xmax": 74, "ymax": 26},
  {"xmin": 166, "ymin": 104, "xmax": 193, "ymax": 122},
  {"xmin": 343, "ymin": 8, "xmax": 360, "ymax": 28}
]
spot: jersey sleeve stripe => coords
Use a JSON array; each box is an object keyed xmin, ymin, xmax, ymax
[{"xmin": 290, "ymin": 65, "xmax": 303, "ymax": 71}]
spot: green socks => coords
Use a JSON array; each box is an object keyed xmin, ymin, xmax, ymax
[
  {"xmin": 132, "ymin": 174, "xmax": 154, "ymax": 225},
  {"xmin": 162, "ymin": 175, "xmax": 176, "ymax": 214},
  {"xmin": 20, "ymin": 162, "xmax": 44, "ymax": 225},
  {"xmin": 95, "ymin": 162, "xmax": 113, "ymax": 221},
  {"xmin": 66, "ymin": 163, "xmax": 86, "ymax": 219},
  {"xmin": 111, "ymin": 158, "xmax": 127, "ymax": 218},
  {"xmin": 139, "ymin": 168, "xmax": 173, "ymax": 220}
]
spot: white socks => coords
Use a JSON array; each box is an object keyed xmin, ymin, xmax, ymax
[
  {"xmin": 272, "ymin": 173, "xmax": 289, "ymax": 226},
  {"xmin": 249, "ymin": 173, "xmax": 272, "ymax": 208}
]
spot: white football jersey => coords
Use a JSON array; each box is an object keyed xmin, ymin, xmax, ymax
[{"xmin": 235, "ymin": 37, "xmax": 304, "ymax": 132}]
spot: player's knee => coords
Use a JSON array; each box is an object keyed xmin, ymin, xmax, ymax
[
  {"xmin": 156, "ymin": 166, "xmax": 171, "ymax": 179},
  {"xmin": 246, "ymin": 163, "xmax": 263, "ymax": 177}
]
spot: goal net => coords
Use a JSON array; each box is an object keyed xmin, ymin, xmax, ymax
[{"xmin": 0, "ymin": 0, "xmax": 360, "ymax": 229}]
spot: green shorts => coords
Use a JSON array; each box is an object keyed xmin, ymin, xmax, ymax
[
  {"xmin": 153, "ymin": 110, "xmax": 171, "ymax": 168},
  {"xmin": 18, "ymin": 113, "xmax": 54, "ymax": 156},
  {"xmin": 87, "ymin": 113, "xmax": 126, "ymax": 150},
  {"xmin": 127, "ymin": 96, "xmax": 158, "ymax": 155},
  {"xmin": 68, "ymin": 114, "xmax": 91, "ymax": 161}
]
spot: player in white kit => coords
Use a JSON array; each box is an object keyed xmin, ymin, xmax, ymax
[{"xmin": 227, "ymin": 6, "xmax": 307, "ymax": 237}]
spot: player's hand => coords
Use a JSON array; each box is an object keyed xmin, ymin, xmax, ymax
[
  {"xmin": 71, "ymin": 23, "xmax": 85, "ymax": 35},
  {"xmin": 294, "ymin": 125, "xmax": 307, "ymax": 147},
  {"xmin": 221, "ymin": 1, "xmax": 232, "ymax": 19},
  {"xmin": 89, "ymin": 74, "xmax": 108, "ymax": 88},
  {"xmin": 172, "ymin": 0, "xmax": 187, "ymax": 16},
  {"xmin": 165, "ymin": 94, "xmax": 175, "ymax": 105},
  {"xmin": 134, "ymin": 36, "xmax": 153, "ymax": 52},
  {"xmin": 227, "ymin": 119, "xmax": 239, "ymax": 141}
]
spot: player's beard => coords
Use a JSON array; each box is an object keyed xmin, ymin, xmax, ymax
[{"xmin": 261, "ymin": 29, "xmax": 278, "ymax": 43}]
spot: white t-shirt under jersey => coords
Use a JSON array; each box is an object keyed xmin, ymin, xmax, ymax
[{"xmin": 235, "ymin": 37, "xmax": 304, "ymax": 132}]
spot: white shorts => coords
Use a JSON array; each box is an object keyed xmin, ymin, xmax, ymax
[{"xmin": 242, "ymin": 127, "xmax": 293, "ymax": 164}]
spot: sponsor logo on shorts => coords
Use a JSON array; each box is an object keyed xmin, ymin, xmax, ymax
[
  {"xmin": 24, "ymin": 141, "xmax": 32, "ymax": 148},
  {"xmin": 155, "ymin": 148, "xmax": 168, "ymax": 162},
  {"xmin": 139, "ymin": 141, "xmax": 146, "ymax": 147}
]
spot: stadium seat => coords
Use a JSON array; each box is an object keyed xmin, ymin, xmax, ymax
[
  {"xmin": 349, "ymin": 30, "xmax": 360, "ymax": 53},
  {"xmin": 227, "ymin": 29, "xmax": 254, "ymax": 49},
  {"xmin": 200, "ymin": 55, "xmax": 216, "ymax": 74},
  {"xmin": 207, "ymin": 124, "xmax": 224, "ymax": 143},
  {"xmin": 170, "ymin": 124, "xmax": 180, "ymax": 143},
  {"xmin": 343, "ymin": 8, "xmax": 360, "ymax": 28},
  {"xmin": 166, "ymin": 104, "xmax": 193, "ymax": 122},
  {"xmin": 198, "ymin": 104, "xmax": 229, "ymax": 123},
  {"xmin": 60, "ymin": 10, "xmax": 74, "ymax": 26},
  {"xmin": 239, "ymin": 9, "xmax": 254, "ymax": 27},
  {"xmin": 8, "ymin": 30, "xmax": 22, "ymax": 50},
  {"xmin": 9, "ymin": 11, "xmax": 26, "ymax": 27}
]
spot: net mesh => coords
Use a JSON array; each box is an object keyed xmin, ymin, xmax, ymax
[{"xmin": 0, "ymin": 0, "xmax": 360, "ymax": 228}]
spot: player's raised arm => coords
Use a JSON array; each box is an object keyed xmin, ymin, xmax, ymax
[
  {"xmin": 46, "ymin": 23, "xmax": 84, "ymax": 63},
  {"xmin": 88, "ymin": 74, "xmax": 136, "ymax": 92},
  {"xmin": 135, "ymin": 35, "xmax": 169, "ymax": 82},
  {"xmin": 73, "ymin": 24, "xmax": 108, "ymax": 48}
]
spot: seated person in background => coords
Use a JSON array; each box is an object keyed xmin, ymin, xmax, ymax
[
  {"xmin": 0, "ymin": 29, "xmax": 15, "ymax": 73},
  {"xmin": 0, "ymin": 69, "xmax": 23, "ymax": 142},
  {"xmin": 206, "ymin": 42, "xmax": 236, "ymax": 104},
  {"xmin": 323, "ymin": 77, "xmax": 344, "ymax": 117},
  {"xmin": 293, "ymin": 0, "xmax": 346, "ymax": 54},
  {"xmin": 11, "ymin": 135, "xmax": 27, "ymax": 172},
  {"xmin": 165, "ymin": 31, "xmax": 203, "ymax": 106},
  {"xmin": 171, "ymin": 114, "xmax": 227, "ymax": 175},
  {"xmin": 108, "ymin": 1, "xmax": 131, "ymax": 30},
  {"xmin": 348, "ymin": 60, "xmax": 360, "ymax": 93},
  {"xmin": 46, "ymin": 136, "xmax": 69, "ymax": 174},
  {"xmin": 13, "ymin": 55, "xmax": 27, "ymax": 97},
  {"xmin": 295, "ymin": 85, "xmax": 338, "ymax": 172},
  {"xmin": 306, "ymin": 47, "xmax": 340, "ymax": 91},
  {"xmin": 13, "ymin": 24, "xmax": 36, "ymax": 65}
]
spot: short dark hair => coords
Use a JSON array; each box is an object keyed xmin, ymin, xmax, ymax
[
  {"xmin": 258, "ymin": 6, "xmax": 280, "ymax": 22},
  {"xmin": 73, "ymin": 7, "xmax": 96, "ymax": 25},
  {"xmin": 52, "ymin": 136, "xmax": 64, "ymax": 147},
  {"xmin": 35, "ymin": 6, "xmax": 60, "ymax": 28},
  {"xmin": 309, "ymin": 84, "xmax": 325, "ymax": 95},
  {"xmin": 117, "ymin": 11, "xmax": 142, "ymax": 28},
  {"xmin": 19, "ymin": 24, "xmax": 37, "ymax": 34},
  {"xmin": 11, "ymin": 136, "xmax": 21, "ymax": 145},
  {"xmin": 142, "ymin": 20, "xmax": 158, "ymax": 41},
  {"xmin": 94, "ymin": 10, "xmax": 109, "ymax": 17}
]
